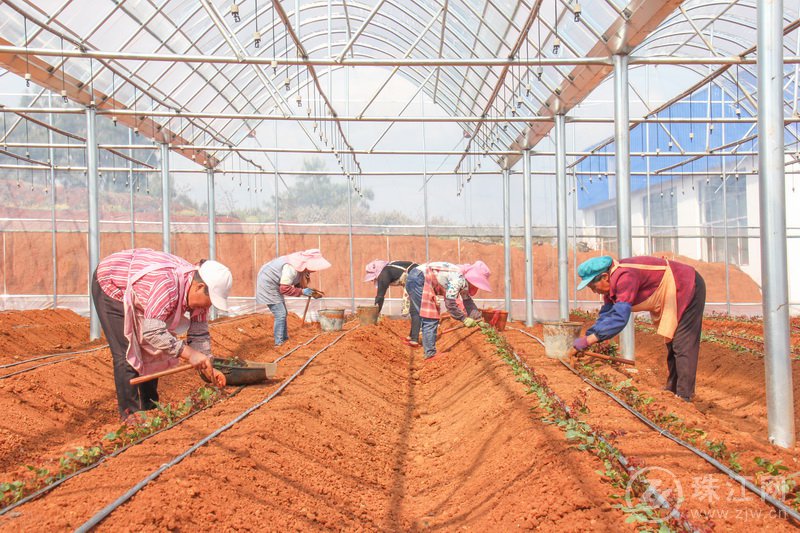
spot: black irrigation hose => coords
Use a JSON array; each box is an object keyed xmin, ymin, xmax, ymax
[
  {"xmin": 0, "ymin": 386, "xmax": 246, "ymax": 517},
  {"xmin": 0, "ymin": 312, "xmax": 263, "ymax": 379},
  {"xmin": 0, "ymin": 327, "xmax": 320, "ymax": 517},
  {"xmin": 75, "ymin": 328, "xmax": 354, "ymax": 532},
  {"xmin": 508, "ymin": 326, "xmax": 800, "ymax": 526},
  {"xmin": 0, "ymin": 345, "xmax": 108, "ymax": 370},
  {"xmin": 0, "ymin": 356, "xmax": 79, "ymax": 380},
  {"xmin": 273, "ymin": 334, "xmax": 321, "ymax": 364},
  {"xmin": 498, "ymin": 332, "xmax": 694, "ymax": 531}
]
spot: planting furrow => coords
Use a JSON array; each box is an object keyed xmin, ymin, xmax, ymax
[
  {"xmin": 74, "ymin": 328, "xmax": 355, "ymax": 532},
  {"xmin": 503, "ymin": 326, "xmax": 799, "ymax": 531},
  {"xmin": 0, "ymin": 323, "xmax": 341, "ymax": 531},
  {"xmin": 0, "ymin": 312, "xmax": 267, "ymax": 380}
]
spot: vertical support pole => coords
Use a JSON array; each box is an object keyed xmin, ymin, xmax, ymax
[
  {"xmin": 614, "ymin": 53, "xmax": 635, "ymax": 361},
  {"xmin": 523, "ymin": 149, "xmax": 534, "ymax": 326},
  {"xmin": 721, "ymin": 92, "xmax": 731, "ymax": 315},
  {"xmin": 502, "ymin": 168, "xmax": 512, "ymax": 316},
  {"xmin": 347, "ymin": 182, "xmax": 355, "ymax": 312},
  {"xmin": 555, "ymin": 113, "xmax": 569, "ymax": 320},
  {"xmin": 86, "ymin": 107, "xmax": 101, "ymax": 340},
  {"xmin": 422, "ymin": 95, "xmax": 430, "ymax": 261},
  {"xmin": 758, "ymin": 0, "xmax": 795, "ymax": 448},
  {"xmin": 160, "ymin": 143, "xmax": 171, "ymax": 253},
  {"xmin": 645, "ymin": 121, "xmax": 652, "ymax": 255},
  {"xmin": 207, "ymin": 168, "xmax": 217, "ymax": 320},
  {"xmin": 274, "ymin": 120, "xmax": 280, "ymax": 257},
  {"xmin": 47, "ymin": 93, "xmax": 57, "ymax": 308},
  {"xmin": 128, "ymin": 128, "xmax": 135, "ymax": 248}
]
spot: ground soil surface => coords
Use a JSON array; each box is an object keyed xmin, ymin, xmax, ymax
[{"xmin": 0, "ymin": 310, "xmax": 797, "ymax": 531}]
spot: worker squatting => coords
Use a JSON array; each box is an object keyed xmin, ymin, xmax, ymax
[{"xmin": 93, "ymin": 247, "xmax": 705, "ymax": 422}]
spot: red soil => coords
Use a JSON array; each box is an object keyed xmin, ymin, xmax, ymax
[
  {"xmin": 0, "ymin": 309, "xmax": 99, "ymax": 359},
  {"xmin": 505, "ymin": 323, "xmax": 800, "ymax": 530},
  {"xmin": 0, "ymin": 310, "xmax": 796, "ymax": 530}
]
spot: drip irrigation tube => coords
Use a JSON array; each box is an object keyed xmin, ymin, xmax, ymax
[
  {"xmin": 0, "ymin": 328, "xmax": 321, "ymax": 517},
  {"xmin": 75, "ymin": 328, "xmax": 354, "ymax": 532},
  {"xmin": 0, "ymin": 386, "xmax": 245, "ymax": 517},
  {"xmin": 273, "ymin": 334, "xmax": 320, "ymax": 363},
  {"xmin": 499, "ymin": 338, "xmax": 694, "ymax": 531},
  {"xmin": 0, "ymin": 356, "xmax": 79, "ymax": 380},
  {"xmin": 508, "ymin": 326, "xmax": 800, "ymax": 526},
  {"xmin": 0, "ymin": 313, "xmax": 264, "ymax": 379},
  {"xmin": 0, "ymin": 345, "xmax": 107, "ymax": 369}
]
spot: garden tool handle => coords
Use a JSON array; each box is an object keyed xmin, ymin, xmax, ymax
[
  {"xmin": 130, "ymin": 363, "xmax": 193, "ymax": 385},
  {"xmin": 582, "ymin": 350, "xmax": 636, "ymax": 366},
  {"xmin": 301, "ymin": 295, "xmax": 312, "ymax": 324}
]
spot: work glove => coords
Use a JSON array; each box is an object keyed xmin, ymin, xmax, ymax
[
  {"xmin": 463, "ymin": 317, "xmax": 478, "ymax": 328},
  {"xmin": 573, "ymin": 336, "xmax": 591, "ymax": 352},
  {"xmin": 302, "ymin": 288, "xmax": 315, "ymax": 297}
]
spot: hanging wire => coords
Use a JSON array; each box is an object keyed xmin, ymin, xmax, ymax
[
  {"xmin": 60, "ymin": 37, "xmax": 68, "ymax": 102},
  {"xmin": 667, "ymin": 106, "xmax": 673, "ymax": 151},
  {"xmin": 254, "ymin": 0, "xmax": 261, "ymax": 48},
  {"xmin": 133, "ymin": 86, "xmax": 139, "ymax": 136},
  {"xmin": 23, "ymin": 17, "xmax": 31, "ymax": 87},
  {"xmin": 536, "ymin": 16, "xmax": 543, "ymax": 79},
  {"xmin": 552, "ymin": 0, "xmax": 561, "ymax": 55},
  {"xmin": 271, "ymin": 3, "xmax": 277, "ymax": 73},
  {"xmin": 89, "ymin": 58, "xmax": 96, "ymax": 106}
]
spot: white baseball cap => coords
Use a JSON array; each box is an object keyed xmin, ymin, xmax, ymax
[{"xmin": 199, "ymin": 260, "xmax": 233, "ymax": 311}]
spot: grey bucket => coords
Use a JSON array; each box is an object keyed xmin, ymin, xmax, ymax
[
  {"xmin": 541, "ymin": 321, "xmax": 583, "ymax": 359},
  {"xmin": 319, "ymin": 308, "xmax": 345, "ymax": 331}
]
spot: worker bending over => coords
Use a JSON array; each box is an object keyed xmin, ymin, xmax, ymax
[
  {"xmin": 568, "ymin": 255, "xmax": 706, "ymax": 401},
  {"xmin": 406, "ymin": 261, "xmax": 491, "ymax": 359},
  {"xmin": 364, "ymin": 259, "xmax": 419, "ymax": 336},
  {"xmin": 256, "ymin": 249, "xmax": 330, "ymax": 346},
  {"xmin": 92, "ymin": 249, "xmax": 232, "ymax": 420}
]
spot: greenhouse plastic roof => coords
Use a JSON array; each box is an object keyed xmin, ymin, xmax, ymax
[{"xmin": 0, "ymin": 0, "xmax": 799, "ymax": 166}]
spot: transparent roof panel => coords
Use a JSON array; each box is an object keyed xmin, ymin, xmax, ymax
[{"xmin": 0, "ymin": 0, "xmax": 797, "ymax": 170}]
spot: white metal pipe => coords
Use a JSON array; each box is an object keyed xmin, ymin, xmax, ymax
[
  {"xmin": 614, "ymin": 54, "xmax": 635, "ymax": 361},
  {"xmin": 160, "ymin": 143, "xmax": 171, "ymax": 253},
  {"xmin": 523, "ymin": 150, "xmax": 534, "ymax": 326},
  {"xmin": 86, "ymin": 107, "xmax": 101, "ymax": 341},
  {"xmin": 47, "ymin": 93, "xmax": 57, "ymax": 309},
  {"xmin": 2, "ymin": 45, "xmax": 797, "ymax": 66},
  {"xmin": 207, "ymin": 167, "xmax": 217, "ymax": 320},
  {"xmin": 4, "ymin": 108, "xmax": 800, "ymax": 125},
  {"xmin": 758, "ymin": 0, "xmax": 795, "ymax": 449},
  {"xmin": 555, "ymin": 114, "xmax": 569, "ymax": 321},
  {"xmin": 128, "ymin": 129, "xmax": 135, "ymax": 248},
  {"xmin": 503, "ymin": 168, "xmax": 512, "ymax": 317},
  {"xmin": 3, "ymin": 142, "xmax": 768, "ymax": 157}
]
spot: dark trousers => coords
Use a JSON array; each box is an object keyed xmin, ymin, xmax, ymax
[
  {"xmin": 91, "ymin": 271, "xmax": 159, "ymax": 419},
  {"xmin": 406, "ymin": 270, "xmax": 424, "ymax": 343},
  {"xmin": 665, "ymin": 272, "xmax": 706, "ymax": 400}
]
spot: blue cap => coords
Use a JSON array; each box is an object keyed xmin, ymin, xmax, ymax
[{"xmin": 576, "ymin": 255, "xmax": 613, "ymax": 291}]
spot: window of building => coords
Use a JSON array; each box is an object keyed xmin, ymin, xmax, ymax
[
  {"xmin": 700, "ymin": 177, "xmax": 749, "ymax": 265},
  {"xmin": 594, "ymin": 205, "xmax": 617, "ymax": 255},
  {"xmin": 644, "ymin": 186, "xmax": 678, "ymax": 254}
]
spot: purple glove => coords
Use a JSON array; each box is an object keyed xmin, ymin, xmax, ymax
[{"xmin": 573, "ymin": 336, "xmax": 590, "ymax": 352}]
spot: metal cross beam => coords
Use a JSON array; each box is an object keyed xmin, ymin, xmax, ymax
[
  {"xmin": 504, "ymin": 0, "xmax": 685, "ymax": 169},
  {"xmin": 271, "ymin": 0, "xmax": 361, "ymax": 173},
  {"xmin": 0, "ymin": 36, "xmax": 219, "ymax": 168},
  {"xmin": 454, "ymin": 0, "xmax": 543, "ymax": 173}
]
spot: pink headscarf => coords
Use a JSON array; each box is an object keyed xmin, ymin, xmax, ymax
[
  {"xmin": 460, "ymin": 260, "xmax": 492, "ymax": 293},
  {"xmin": 285, "ymin": 249, "xmax": 331, "ymax": 272},
  {"xmin": 364, "ymin": 259, "xmax": 389, "ymax": 282}
]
